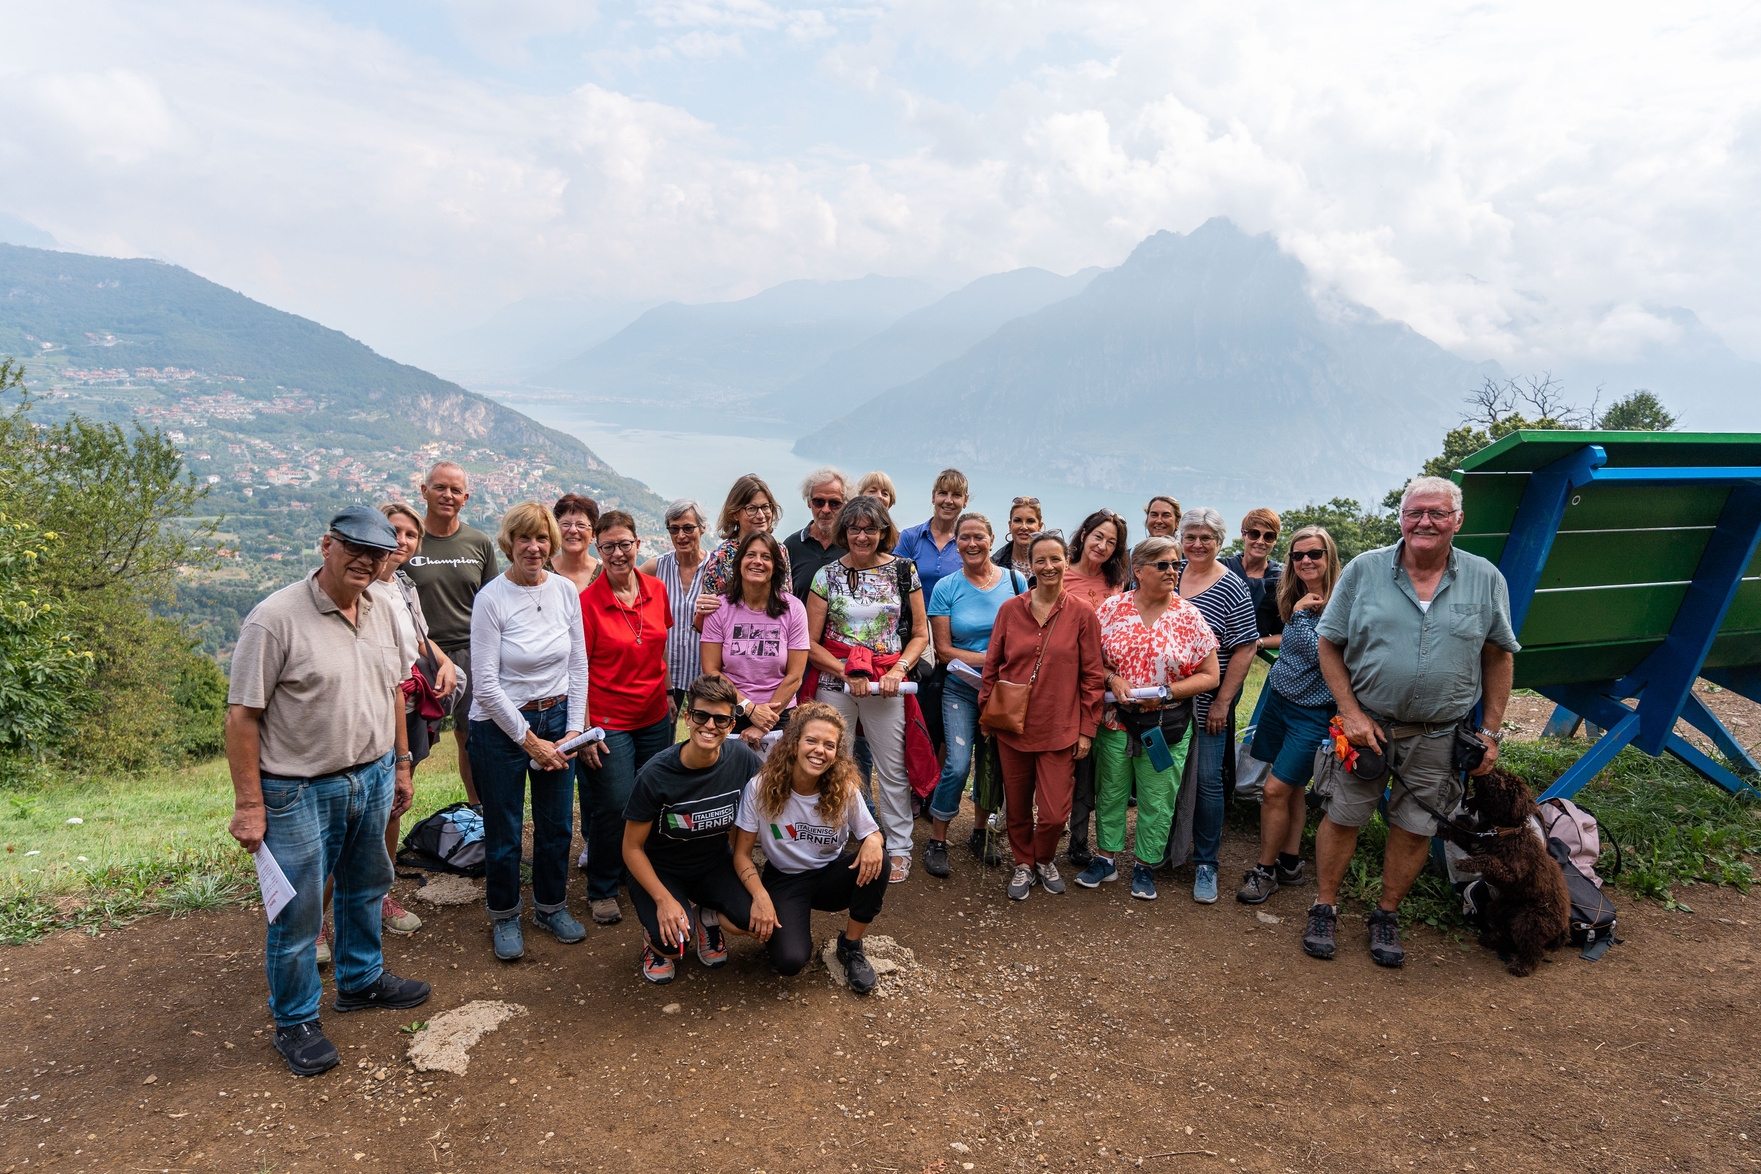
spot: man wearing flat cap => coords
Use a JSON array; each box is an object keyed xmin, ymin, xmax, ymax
[{"xmin": 227, "ymin": 506, "xmax": 432, "ymax": 1077}]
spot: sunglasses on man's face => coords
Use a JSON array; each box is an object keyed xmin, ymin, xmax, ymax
[
  {"xmin": 810, "ymin": 497, "xmax": 844, "ymax": 510},
  {"xmin": 1243, "ymin": 528, "xmax": 1278, "ymax": 542},
  {"xmin": 687, "ymin": 709, "xmax": 735, "ymax": 730},
  {"xmin": 334, "ymin": 537, "xmax": 389, "ymax": 562},
  {"xmin": 1288, "ymin": 548, "xmax": 1327, "ymax": 563}
]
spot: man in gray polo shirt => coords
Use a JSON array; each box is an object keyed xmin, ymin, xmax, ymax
[
  {"xmin": 1306, "ymin": 476, "xmax": 1519, "ymax": 968},
  {"xmin": 227, "ymin": 506, "xmax": 432, "ymax": 1076}
]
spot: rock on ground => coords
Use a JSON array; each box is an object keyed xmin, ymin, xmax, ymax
[
  {"xmin": 821, "ymin": 933, "xmax": 915, "ymax": 993},
  {"xmin": 413, "ymin": 874, "xmax": 482, "ymax": 906},
  {"xmin": 406, "ymin": 1000, "xmax": 526, "ymax": 1075}
]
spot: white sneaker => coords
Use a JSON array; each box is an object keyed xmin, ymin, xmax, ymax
[{"xmin": 1037, "ymin": 862, "xmax": 1066, "ymax": 895}]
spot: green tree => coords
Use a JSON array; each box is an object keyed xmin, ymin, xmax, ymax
[
  {"xmin": 1275, "ymin": 498, "xmax": 1400, "ymax": 564},
  {"xmin": 1596, "ymin": 390, "xmax": 1677, "ymax": 431},
  {"xmin": 0, "ymin": 514, "xmax": 93, "ymax": 777}
]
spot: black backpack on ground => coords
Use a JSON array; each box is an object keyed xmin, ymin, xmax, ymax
[{"xmin": 397, "ymin": 802, "xmax": 487, "ymax": 877}]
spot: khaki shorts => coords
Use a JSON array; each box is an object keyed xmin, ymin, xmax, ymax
[{"xmin": 1312, "ymin": 720, "xmax": 1464, "ymax": 837}]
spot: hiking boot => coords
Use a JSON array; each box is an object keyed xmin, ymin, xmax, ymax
[
  {"xmin": 333, "ymin": 971, "xmax": 431, "ymax": 1014},
  {"xmin": 314, "ymin": 915, "xmax": 333, "ymax": 966},
  {"xmin": 923, "ymin": 839, "xmax": 951, "ymax": 879},
  {"xmin": 535, "ymin": 907, "xmax": 587, "ymax": 944},
  {"xmin": 1074, "ymin": 856, "xmax": 1117, "ymax": 889},
  {"xmin": 589, "ymin": 898, "xmax": 622, "ymax": 926},
  {"xmin": 1130, "ymin": 863, "xmax": 1158, "ymax": 900},
  {"xmin": 1275, "ymin": 858, "xmax": 1307, "ymax": 886},
  {"xmin": 1302, "ymin": 903, "xmax": 1337, "ymax": 960},
  {"xmin": 1192, "ymin": 863, "xmax": 1219, "ymax": 904},
  {"xmin": 1236, "ymin": 866, "xmax": 1278, "ymax": 905},
  {"xmin": 694, "ymin": 906, "xmax": 728, "ymax": 968},
  {"xmin": 1367, "ymin": 907, "xmax": 1406, "ymax": 968},
  {"xmin": 640, "ymin": 935, "xmax": 675, "ymax": 985},
  {"xmin": 381, "ymin": 894, "xmax": 422, "ymax": 935},
  {"xmin": 1007, "ymin": 864, "xmax": 1037, "ymax": 901},
  {"xmin": 1037, "ymin": 862, "xmax": 1066, "ymax": 895},
  {"xmin": 836, "ymin": 933, "xmax": 877, "ymax": 995},
  {"xmin": 274, "ymin": 1021, "xmax": 339, "ymax": 1077},
  {"xmin": 492, "ymin": 915, "xmax": 524, "ymax": 961}
]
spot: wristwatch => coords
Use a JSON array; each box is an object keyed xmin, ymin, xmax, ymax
[
  {"xmin": 394, "ymin": 752, "xmax": 414, "ymax": 764},
  {"xmin": 736, "ymin": 698, "xmax": 754, "ymax": 717},
  {"xmin": 1478, "ymin": 727, "xmax": 1504, "ymax": 745}
]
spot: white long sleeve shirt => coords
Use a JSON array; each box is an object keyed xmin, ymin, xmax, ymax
[{"xmin": 468, "ymin": 572, "xmax": 589, "ymax": 741}]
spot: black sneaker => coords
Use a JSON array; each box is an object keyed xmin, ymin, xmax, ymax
[
  {"xmin": 1302, "ymin": 903, "xmax": 1337, "ymax": 960},
  {"xmin": 274, "ymin": 1021, "xmax": 339, "ymax": 1077},
  {"xmin": 1067, "ymin": 841, "xmax": 1094, "ymax": 870},
  {"xmin": 923, "ymin": 839, "xmax": 951, "ymax": 879},
  {"xmin": 1236, "ymin": 866, "xmax": 1278, "ymax": 905},
  {"xmin": 1367, "ymin": 907, "xmax": 1406, "ymax": 968},
  {"xmin": 967, "ymin": 826, "xmax": 1003, "ymax": 867},
  {"xmin": 333, "ymin": 971, "xmax": 432, "ymax": 1014},
  {"xmin": 1275, "ymin": 858, "xmax": 1307, "ymax": 886},
  {"xmin": 836, "ymin": 934, "xmax": 878, "ymax": 995}
]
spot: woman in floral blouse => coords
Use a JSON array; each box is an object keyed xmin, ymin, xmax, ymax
[
  {"xmin": 1081, "ymin": 536, "xmax": 1221, "ymax": 901},
  {"xmin": 696, "ymin": 475, "xmax": 793, "ymax": 630}
]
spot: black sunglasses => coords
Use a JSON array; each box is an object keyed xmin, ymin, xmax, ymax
[
  {"xmin": 810, "ymin": 496, "xmax": 844, "ymax": 510},
  {"xmin": 687, "ymin": 709, "xmax": 735, "ymax": 730},
  {"xmin": 1289, "ymin": 548, "xmax": 1327, "ymax": 562},
  {"xmin": 333, "ymin": 535, "xmax": 390, "ymax": 561},
  {"xmin": 1147, "ymin": 559, "xmax": 1182, "ymax": 572},
  {"xmin": 1243, "ymin": 528, "xmax": 1279, "ymax": 541}
]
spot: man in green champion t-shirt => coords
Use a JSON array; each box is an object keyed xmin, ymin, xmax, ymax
[{"xmin": 401, "ymin": 461, "xmax": 499, "ymax": 805}]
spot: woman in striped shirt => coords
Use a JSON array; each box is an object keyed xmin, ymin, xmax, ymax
[{"xmin": 640, "ymin": 498, "xmax": 709, "ymax": 724}]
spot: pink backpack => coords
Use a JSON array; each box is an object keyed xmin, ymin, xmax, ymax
[{"xmin": 1539, "ymin": 797, "xmax": 1616, "ymax": 888}]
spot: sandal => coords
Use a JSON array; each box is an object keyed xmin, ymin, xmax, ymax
[{"xmin": 888, "ymin": 855, "xmax": 911, "ymax": 884}]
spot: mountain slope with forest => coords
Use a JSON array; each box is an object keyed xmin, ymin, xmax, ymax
[{"xmin": 796, "ymin": 219, "xmax": 1502, "ymax": 505}]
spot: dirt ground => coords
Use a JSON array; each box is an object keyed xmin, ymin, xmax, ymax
[
  {"xmin": 7, "ymin": 803, "xmax": 1761, "ymax": 1174},
  {"xmin": 1503, "ymin": 680, "xmax": 1761, "ymax": 764}
]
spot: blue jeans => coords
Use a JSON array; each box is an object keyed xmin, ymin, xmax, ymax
[
  {"xmin": 1189, "ymin": 726, "xmax": 1229, "ymax": 867},
  {"xmin": 929, "ymin": 675, "xmax": 980, "ymax": 822},
  {"xmin": 577, "ymin": 715, "xmax": 673, "ymax": 901},
  {"xmin": 259, "ymin": 753, "xmax": 394, "ymax": 1026},
  {"xmin": 470, "ymin": 708, "xmax": 575, "ymax": 919}
]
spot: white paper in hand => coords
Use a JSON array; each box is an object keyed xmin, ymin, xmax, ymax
[
  {"xmin": 947, "ymin": 659, "xmax": 984, "ymax": 684},
  {"xmin": 252, "ymin": 845, "xmax": 297, "ymax": 925}
]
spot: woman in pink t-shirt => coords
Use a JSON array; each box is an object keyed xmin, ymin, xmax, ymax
[{"xmin": 701, "ymin": 531, "xmax": 809, "ymax": 750}]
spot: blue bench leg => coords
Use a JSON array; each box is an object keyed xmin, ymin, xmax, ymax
[{"xmin": 1539, "ymin": 712, "xmax": 1641, "ymax": 801}]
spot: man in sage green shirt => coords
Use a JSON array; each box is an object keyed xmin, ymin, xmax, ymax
[{"xmin": 1305, "ymin": 476, "xmax": 1519, "ymax": 969}]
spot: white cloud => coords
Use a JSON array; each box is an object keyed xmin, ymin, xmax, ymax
[{"xmin": 0, "ymin": 0, "xmax": 1757, "ymax": 370}]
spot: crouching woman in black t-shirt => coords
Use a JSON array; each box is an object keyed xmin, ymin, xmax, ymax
[
  {"xmin": 622, "ymin": 673, "xmax": 762, "ymax": 985},
  {"xmin": 731, "ymin": 701, "xmax": 887, "ymax": 993}
]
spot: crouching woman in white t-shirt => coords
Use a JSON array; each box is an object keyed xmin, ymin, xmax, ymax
[{"xmin": 732, "ymin": 702, "xmax": 887, "ymax": 993}]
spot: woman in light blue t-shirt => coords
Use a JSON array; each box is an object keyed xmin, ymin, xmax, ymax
[{"xmin": 922, "ymin": 512, "xmax": 1027, "ymax": 879}]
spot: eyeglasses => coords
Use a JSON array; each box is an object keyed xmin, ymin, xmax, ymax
[
  {"xmin": 845, "ymin": 525, "xmax": 880, "ymax": 537},
  {"xmin": 332, "ymin": 536, "xmax": 390, "ymax": 562},
  {"xmin": 558, "ymin": 521, "xmax": 593, "ymax": 534},
  {"xmin": 1289, "ymin": 548, "xmax": 1327, "ymax": 563},
  {"xmin": 666, "ymin": 523, "xmax": 700, "ymax": 535},
  {"xmin": 810, "ymin": 497, "xmax": 844, "ymax": 510},
  {"xmin": 1243, "ymin": 528, "xmax": 1279, "ymax": 542},
  {"xmin": 687, "ymin": 709, "xmax": 735, "ymax": 730},
  {"xmin": 1183, "ymin": 534, "xmax": 1219, "ymax": 545},
  {"xmin": 597, "ymin": 539, "xmax": 637, "ymax": 555},
  {"xmin": 1401, "ymin": 508, "xmax": 1458, "ymax": 523},
  {"xmin": 1146, "ymin": 559, "xmax": 1182, "ymax": 572},
  {"xmin": 740, "ymin": 502, "xmax": 774, "ymax": 516}
]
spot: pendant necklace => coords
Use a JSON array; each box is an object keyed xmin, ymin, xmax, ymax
[{"xmin": 616, "ymin": 584, "xmax": 643, "ymax": 644}]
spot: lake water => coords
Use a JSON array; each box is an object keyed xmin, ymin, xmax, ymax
[{"xmin": 492, "ymin": 391, "xmax": 1259, "ymax": 542}]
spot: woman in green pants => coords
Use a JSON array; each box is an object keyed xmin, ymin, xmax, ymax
[{"xmin": 1077, "ymin": 537, "xmax": 1220, "ymax": 900}]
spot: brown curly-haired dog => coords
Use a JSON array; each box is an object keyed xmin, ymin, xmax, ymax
[{"xmin": 1439, "ymin": 769, "xmax": 1571, "ymax": 977}]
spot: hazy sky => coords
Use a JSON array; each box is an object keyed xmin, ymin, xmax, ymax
[{"xmin": 5, "ymin": 1, "xmax": 1760, "ymax": 370}]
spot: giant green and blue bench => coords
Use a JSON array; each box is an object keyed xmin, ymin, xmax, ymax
[{"xmin": 1454, "ymin": 431, "xmax": 1761, "ymax": 800}]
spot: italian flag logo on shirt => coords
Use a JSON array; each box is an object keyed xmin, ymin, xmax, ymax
[
  {"xmin": 668, "ymin": 812, "xmax": 698, "ymax": 831},
  {"xmin": 770, "ymin": 823, "xmax": 794, "ymax": 841}
]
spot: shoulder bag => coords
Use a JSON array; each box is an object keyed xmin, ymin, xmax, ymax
[{"xmin": 980, "ymin": 598, "xmax": 1061, "ymax": 736}]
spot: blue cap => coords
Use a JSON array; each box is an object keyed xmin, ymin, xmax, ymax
[{"xmin": 328, "ymin": 504, "xmax": 400, "ymax": 552}]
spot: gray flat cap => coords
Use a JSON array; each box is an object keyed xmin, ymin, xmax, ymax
[{"xmin": 328, "ymin": 504, "xmax": 400, "ymax": 552}]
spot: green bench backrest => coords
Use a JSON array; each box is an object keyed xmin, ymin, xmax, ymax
[{"xmin": 1454, "ymin": 431, "xmax": 1761, "ymax": 689}]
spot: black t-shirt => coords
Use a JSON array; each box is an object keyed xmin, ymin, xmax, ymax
[
  {"xmin": 783, "ymin": 527, "xmax": 846, "ymax": 599},
  {"xmin": 623, "ymin": 741, "xmax": 762, "ymax": 873},
  {"xmin": 1222, "ymin": 555, "xmax": 1283, "ymax": 638}
]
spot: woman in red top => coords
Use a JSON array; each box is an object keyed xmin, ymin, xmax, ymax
[
  {"xmin": 977, "ymin": 532, "xmax": 1107, "ymax": 902},
  {"xmin": 576, "ymin": 509, "xmax": 675, "ymax": 927}
]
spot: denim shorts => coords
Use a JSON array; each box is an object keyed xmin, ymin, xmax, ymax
[{"xmin": 1248, "ymin": 689, "xmax": 1334, "ymax": 787}]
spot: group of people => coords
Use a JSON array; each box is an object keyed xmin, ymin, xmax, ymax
[{"xmin": 226, "ymin": 459, "xmax": 1517, "ymax": 1078}]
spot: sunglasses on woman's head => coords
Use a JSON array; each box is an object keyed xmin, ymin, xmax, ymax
[
  {"xmin": 687, "ymin": 709, "xmax": 735, "ymax": 730},
  {"xmin": 1012, "ymin": 496, "xmax": 1040, "ymax": 507},
  {"xmin": 1288, "ymin": 548, "xmax": 1327, "ymax": 562}
]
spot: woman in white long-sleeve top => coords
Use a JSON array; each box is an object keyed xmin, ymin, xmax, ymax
[{"xmin": 468, "ymin": 502, "xmax": 589, "ymax": 962}]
